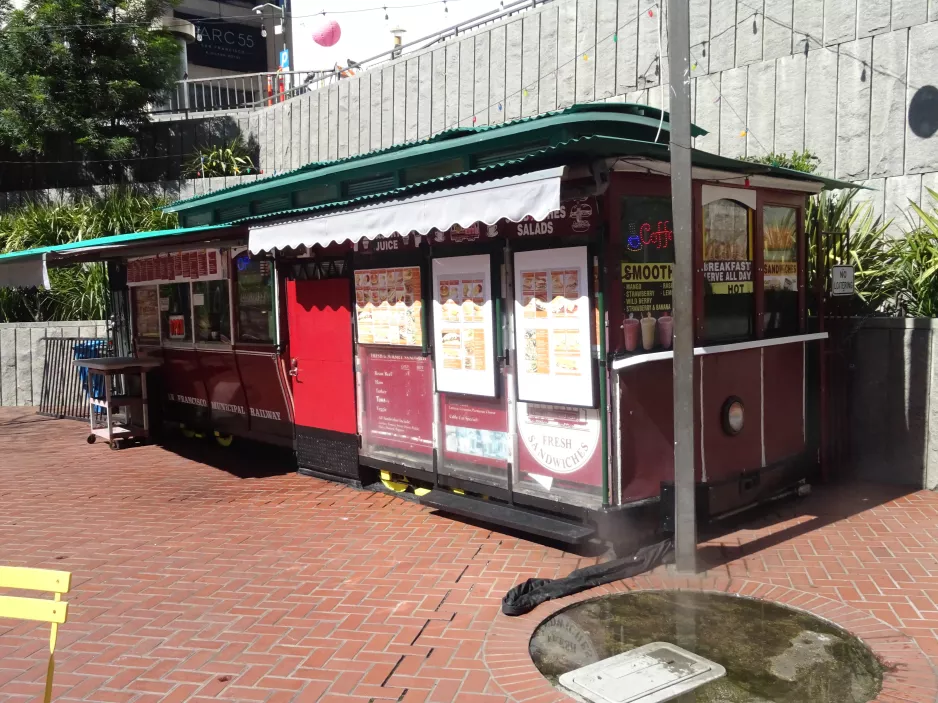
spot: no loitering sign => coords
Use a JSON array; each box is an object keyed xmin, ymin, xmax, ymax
[{"xmin": 831, "ymin": 265, "xmax": 855, "ymax": 297}]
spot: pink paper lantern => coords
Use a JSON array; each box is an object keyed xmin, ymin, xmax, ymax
[{"xmin": 312, "ymin": 19, "xmax": 341, "ymax": 47}]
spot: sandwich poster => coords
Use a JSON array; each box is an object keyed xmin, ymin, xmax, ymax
[
  {"xmin": 354, "ymin": 267, "xmax": 423, "ymax": 347},
  {"xmin": 514, "ymin": 247, "xmax": 595, "ymax": 407},
  {"xmin": 432, "ymin": 255, "xmax": 496, "ymax": 397}
]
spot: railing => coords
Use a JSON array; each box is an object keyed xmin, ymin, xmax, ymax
[
  {"xmin": 151, "ymin": 0, "xmax": 555, "ymax": 117},
  {"xmin": 38, "ymin": 338, "xmax": 112, "ymax": 421},
  {"xmin": 153, "ymin": 70, "xmax": 324, "ymax": 115}
]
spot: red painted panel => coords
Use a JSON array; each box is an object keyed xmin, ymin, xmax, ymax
[
  {"xmin": 162, "ymin": 347, "xmax": 209, "ymax": 412},
  {"xmin": 286, "ymin": 279, "xmax": 357, "ymax": 435},
  {"xmin": 763, "ymin": 344, "xmax": 805, "ymax": 463},
  {"xmin": 235, "ymin": 350, "xmax": 293, "ymax": 438},
  {"xmin": 198, "ymin": 349, "xmax": 250, "ymax": 435},
  {"xmin": 619, "ymin": 360, "xmax": 677, "ymax": 502},
  {"xmin": 701, "ymin": 349, "xmax": 762, "ymax": 482}
]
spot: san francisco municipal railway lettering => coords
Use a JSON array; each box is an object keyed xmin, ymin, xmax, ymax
[
  {"xmin": 211, "ymin": 402, "xmax": 246, "ymax": 415},
  {"xmin": 167, "ymin": 393, "xmax": 207, "ymax": 407},
  {"xmin": 167, "ymin": 393, "xmax": 281, "ymax": 421},
  {"xmin": 250, "ymin": 408, "xmax": 282, "ymax": 421}
]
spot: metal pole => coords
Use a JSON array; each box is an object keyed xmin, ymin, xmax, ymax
[{"xmin": 667, "ymin": 0, "xmax": 697, "ymax": 574}]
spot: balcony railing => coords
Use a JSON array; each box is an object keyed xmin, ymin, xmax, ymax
[
  {"xmin": 152, "ymin": 70, "xmax": 334, "ymax": 116},
  {"xmin": 151, "ymin": 0, "xmax": 553, "ymax": 117}
]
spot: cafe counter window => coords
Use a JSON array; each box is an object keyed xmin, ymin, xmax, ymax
[
  {"xmin": 763, "ymin": 205, "xmax": 800, "ymax": 336},
  {"xmin": 702, "ymin": 188, "xmax": 755, "ymax": 343},
  {"xmin": 133, "ymin": 286, "xmax": 160, "ymax": 341},
  {"xmin": 194, "ymin": 280, "xmax": 231, "ymax": 343},
  {"xmin": 236, "ymin": 257, "xmax": 276, "ymax": 344},
  {"xmin": 620, "ymin": 195, "xmax": 675, "ymax": 354},
  {"xmin": 160, "ymin": 282, "xmax": 192, "ymax": 343}
]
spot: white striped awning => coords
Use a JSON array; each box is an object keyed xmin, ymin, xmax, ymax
[
  {"xmin": 0, "ymin": 255, "xmax": 49, "ymax": 290},
  {"xmin": 248, "ymin": 166, "xmax": 564, "ymax": 254}
]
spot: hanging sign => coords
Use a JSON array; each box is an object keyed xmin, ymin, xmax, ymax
[
  {"xmin": 431, "ymin": 254, "xmax": 496, "ymax": 397},
  {"xmin": 831, "ymin": 265, "xmax": 855, "ymax": 297},
  {"xmin": 354, "ymin": 266, "xmax": 423, "ymax": 346},
  {"xmin": 429, "ymin": 198, "xmax": 600, "ymax": 245},
  {"xmin": 514, "ymin": 246, "xmax": 594, "ymax": 407},
  {"xmin": 127, "ymin": 249, "xmax": 227, "ymax": 287}
]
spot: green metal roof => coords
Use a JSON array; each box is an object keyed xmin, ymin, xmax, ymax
[
  {"xmin": 0, "ymin": 104, "xmax": 865, "ymax": 270},
  {"xmin": 164, "ymin": 103, "xmax": 860, "ymax": 230},
  {"xmin": 0, "ymin": 223, "xmax": 233, "ymax": 265},
  {"xmin": 166, "ymin": 103, "xmax": 705, "ymax": 214}
]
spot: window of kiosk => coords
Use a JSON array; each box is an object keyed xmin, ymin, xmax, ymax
[
  {"xmin": 159, "ymin": 283, "xmax": 192, "ymax": 344},
  {"xmin": 133, "ymin": 286, "xmax": 161, "ymax": 343},
  {"xmin": 353, "ymin": 263, "xmax": 434, "ymax": 472},
  {"xmin": 236, "ymin": 258, "xmax": 276, "ymax": 344},
  {"xmin": 193, "ymin": 280, "xmax": 231, "ymax": 344},
  {"xmin": 620, "ymin": 196, "xmax": 675, "ymax": 354},
  {"xmin": 763, "ymin": 205, "xmax": 800, "ymax": 336},
  {"xmin": 703, "ymin": 198, "xmax": 754, "ymax": 342}
]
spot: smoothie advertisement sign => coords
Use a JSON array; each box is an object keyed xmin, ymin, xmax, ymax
[{"xmin": 620, "ymin": 196, "xmax": 675, "ymax": 354}]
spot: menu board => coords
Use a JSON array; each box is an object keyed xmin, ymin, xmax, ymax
[
  {"xmin": 361, "ymin": 347, "xmax": 433, "ymax": 456},
  {"xmin": 514, "ymin": 247, "xmax": 594, "ymax": 407},
  {"xmin": 431, "ymin": 255, "xmax": 496, "ymax": 397},
  {"xmin": 354, "ymin": 266, "xmax": 423, "ymax": 347},
  {"xmin": 133, "ymin": 287, "xmax": 160, "ymax": 339},
  {"xmin": 127, "ymin": 249, "xmax": 226, "ymax": 287}
]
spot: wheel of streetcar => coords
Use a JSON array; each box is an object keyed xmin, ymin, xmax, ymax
[{"xmin": 214, "ymin": 431, "xmax": 234, "ymax": 448}]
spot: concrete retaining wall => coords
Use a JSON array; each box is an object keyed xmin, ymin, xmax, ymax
[
  {"xmin": 0, "ymin": 321, "xmax": 107, "ymax": 407},
  {"xmin": 5, "ymin": 2, "xmax": 936, "ymax": 222},
  {"xmin": 838, "ymin": 317, "xmax": 938, "ymax": 490},
  {"xmin": 163, "ymin": 0, "xmax": 937, "ymax": 225}
]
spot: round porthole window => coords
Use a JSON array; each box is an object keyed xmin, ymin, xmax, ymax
[{"xmin": 722, "ymin": 397, "xmax": 745, "ymax": 435}]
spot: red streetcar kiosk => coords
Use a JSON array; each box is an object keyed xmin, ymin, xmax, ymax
[{"xmin": 0, "ymin": 105, "xmax": 855, "ymax": 542}]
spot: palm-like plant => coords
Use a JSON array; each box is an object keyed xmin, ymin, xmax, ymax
[
  {"xmin": 0, "ymin": 189, "xmax": 176, "ymax": 322},
  {"xmin": 184, "ymin": 138, "xmax": 256, "ymax": 178}
]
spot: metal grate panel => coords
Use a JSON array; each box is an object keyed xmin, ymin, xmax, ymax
[{"xmin": 38, "ymin": 338, "xmax": 112, "ymax": 420}]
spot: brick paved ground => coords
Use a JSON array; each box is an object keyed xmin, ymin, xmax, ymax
[{"xmin": 2, "ymin": 406, "xmax": 938, "ymax": 702}]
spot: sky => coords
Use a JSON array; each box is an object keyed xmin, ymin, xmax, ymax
[{"xmin": 290, "ymin": 0, "xmax": 504, "ymax": 73}]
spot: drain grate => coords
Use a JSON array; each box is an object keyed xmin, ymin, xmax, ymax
[{"xmin": 558, "ymin": 642, "xmax": 725, "ymax": 703}]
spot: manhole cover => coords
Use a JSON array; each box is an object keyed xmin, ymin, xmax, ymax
[
  {"xmin": 530, "ymin": 591, "xmax": 884, "ymax": 702},
  {"xmin": 559, "ymin": 642, "xmax": 725, "ymax": 703}
]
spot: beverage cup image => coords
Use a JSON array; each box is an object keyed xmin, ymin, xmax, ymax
[
  {"xmin": 640, "ymin": 316, "xmax": 657, "ymax": 350},
  {"xmin": 657, "ymin": 315, "xmax": 674, "ymax": 349},
  {"xmin": 623, "ymin": 317, "xmax": 640, "ymax": 352}
]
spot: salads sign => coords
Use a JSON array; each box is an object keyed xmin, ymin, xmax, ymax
[{"xmin": 429, "ymin": 198, "xmax": 599, "ymax": 243}]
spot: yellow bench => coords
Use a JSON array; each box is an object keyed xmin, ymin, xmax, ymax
[{"xmin": 0, "ymin": 566, "xmax": 71, "ymax": 703}]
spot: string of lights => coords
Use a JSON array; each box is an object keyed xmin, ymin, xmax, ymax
[{"xmin": 0, "ymin": 0, "xmax": 466, "ymax": 34}]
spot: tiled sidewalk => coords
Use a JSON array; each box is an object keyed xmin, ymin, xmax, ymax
[{"xmin": 1, "ymin": 406, "xmax": 937, "ymax": 702}]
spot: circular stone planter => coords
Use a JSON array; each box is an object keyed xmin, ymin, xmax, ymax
[
  {"xmin": 529, "ymin": 591, "xmax": 883, "ymax": 702},
  {"xmin": 482, "ymin": 579, "xmax": 938, "ymax": 703}
]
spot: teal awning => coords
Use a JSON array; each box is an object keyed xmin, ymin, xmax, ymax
[{"xmin": 0, "ymin": 223, "xmax": 237, "ymax": 288}]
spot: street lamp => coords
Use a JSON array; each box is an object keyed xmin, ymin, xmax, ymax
[{"xmin": 252, "ymin": 3, "xmax": 289, "ymax": 70}]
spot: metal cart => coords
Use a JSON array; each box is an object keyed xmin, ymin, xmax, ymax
[{"xmin": 73, "ymin": 357, "xmax": 163, "ymax": 450}]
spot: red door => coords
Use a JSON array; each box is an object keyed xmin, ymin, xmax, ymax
[{"xmin": 286, "ymin": 278, "xmax": 357, "ymax": 435}]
